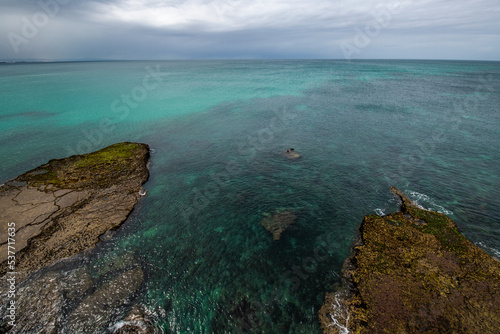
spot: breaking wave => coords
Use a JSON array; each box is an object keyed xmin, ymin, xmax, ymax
[
  {"xmin": 325, "ymin": 290, "xmax": 350, "ymax": 334},
  {"xmin": 406, "ymin": 190, "xmax": 453, "ymax": 215}
]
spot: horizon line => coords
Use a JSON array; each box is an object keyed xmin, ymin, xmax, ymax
[{"xmin": 1, "ymin": 58, "xmax": 500, "ymax": 64}]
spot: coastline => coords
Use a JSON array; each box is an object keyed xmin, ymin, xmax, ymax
[
  {"xmin": 319, "ymin": 187, "xmax": 500, "ymax": 333},
  {"xmin": 0, "ymin": 142, "xmax": 150, "ymax": 281}
]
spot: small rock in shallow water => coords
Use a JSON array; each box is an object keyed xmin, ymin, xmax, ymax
[{"xmin": 284, "ymin": 148, "xmax": 301, "ymax": 159}]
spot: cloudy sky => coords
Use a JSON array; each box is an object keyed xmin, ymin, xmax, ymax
[{"xmin": 1, "ymin": 0, "xmax": 499, "ymax": 60}]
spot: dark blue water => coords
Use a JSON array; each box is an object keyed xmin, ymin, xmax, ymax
[{"xmin": 1, "ymin": 60, "xmax": 499, "ymax": 332}]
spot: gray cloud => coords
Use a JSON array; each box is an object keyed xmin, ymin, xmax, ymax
[{"xmin": 0, "ymin": 0, "xmax": 499, "ymax": 60}]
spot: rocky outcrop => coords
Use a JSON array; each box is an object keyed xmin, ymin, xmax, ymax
[
  {"xmin": 319, "ymin": 187, "xmax": 500, "ymax": 334},
  {"xmin": 0, "ymin": 142, "xmax": 150, "ymax": 282},
  {"xmin": 284, "ymin": 148, "xmax": 301, "ymax": 159},
  {"xmin": 260, "ymin": 210, "xmax": 297, "ymax": 240}
]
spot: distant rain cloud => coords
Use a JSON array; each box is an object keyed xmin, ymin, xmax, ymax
[{"xmin": 1, "ymin": 0, "xmax": 499, "ymax": 60}]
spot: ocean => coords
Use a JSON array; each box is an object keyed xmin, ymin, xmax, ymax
[{"xmin": 1, "ymin": 60, "xmax": 499, "ymax": 333}]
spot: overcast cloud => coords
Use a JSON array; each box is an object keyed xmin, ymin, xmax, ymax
[{"xmin": 1, "ymin": 0, "xmax": 499, "ymax": 60}]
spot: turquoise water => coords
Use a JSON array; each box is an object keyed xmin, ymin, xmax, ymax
[{"xmin": 1, "ymin": 60, "xmax": 500, "ymax": 332}]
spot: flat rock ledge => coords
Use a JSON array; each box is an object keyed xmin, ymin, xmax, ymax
[
  {"xmin": 0, "ymin": 142, "xmax": 150, "ymax": 282},
  {"xmin": 319, "ymin": 187, "xmax": 500, "ymax": 334}
]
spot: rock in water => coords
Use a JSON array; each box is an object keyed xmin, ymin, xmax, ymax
[
  {"xmin": 260, "ymin": 211, "xmax": 297, "ymax": 240},
  {"xmin": 319, "ymin": 187, "xmax": 500, "ymax": 334},
  {"xmin": 0, "ymin": 142, "xmax": 150, "ymax": 281},
  {"xmin": 284, "ymin": 148, "xmax": 301, "ymax": 159}
]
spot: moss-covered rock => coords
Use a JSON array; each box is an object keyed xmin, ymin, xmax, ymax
[
  {"xmin": 16, "ymin": 142, "xmax": 148, "ymax": 189},
  {"xmin": 0, "ymin": 142, "xmax": 150, "ymax": 281},
  {"xmin": 319, "ymin": 187, "xmax": 500, "ymax": 334}
]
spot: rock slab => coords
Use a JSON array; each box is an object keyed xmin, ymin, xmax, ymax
[{"xmin": 0, "ymin": 142, "xmax": 150, "ymax": 281}]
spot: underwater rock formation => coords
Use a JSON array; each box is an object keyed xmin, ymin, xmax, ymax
[
  {"xmin": 319, "ymin": 187, "xmax": 500, "ymax": 334},
  {"xmin": 67, "ymin": 266, "xmax": 145, "ymax": 332},
  {"xmin": 0, "ymin": 249, "xmax": 152, "ymax": 333},
  {"xmin": 0, "ymin": 142, "xmax": 150, "ymax": 282},
  {"xmin": 260, "ymin": 210, "xmax": 297, "ymax": 240}
]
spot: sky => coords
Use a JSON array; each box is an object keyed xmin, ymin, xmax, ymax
[{"xmin": 0, "ymin": 0, "xmax": 499, "ymax": 61}]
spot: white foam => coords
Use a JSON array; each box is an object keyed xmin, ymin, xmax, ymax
[
  {"xmin": 476, "ymin": 241, "xmax": 500, "ymax": 259},
  {"xmin": 325, "ymin": 290, "xmax": 350, "ymax": 334},
  {"xmin": 374, "ymin": 208, "xmax": 385, "ymax": 216},
  {"xmin": 109, "ymin": 320, "xmax": 127, "ymax": 331},
  {"xmin": 109, "ymin": 319, "xmax": 150, "ymax": 333},
  {"xmin": 406, "ymin": 190, "xmax": 453, "ymax": 215}
]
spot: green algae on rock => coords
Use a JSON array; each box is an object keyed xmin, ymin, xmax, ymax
[
  {"xmin": 0, "ymin": 142, "xmax": 150, "ymax": 281},
  {"xmin": 319, "ymin": 187, "xmax": 500, "ymax": 334}
]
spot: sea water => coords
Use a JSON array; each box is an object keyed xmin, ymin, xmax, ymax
[{"xmin": 1, "ymin": 60, "xmax": 499, "ymax": 332}]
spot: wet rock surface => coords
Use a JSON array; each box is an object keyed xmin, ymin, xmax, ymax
[
  {"xmin": 319, "ymin": 187, "xmax": 500, "ymax": 334},
  {"xmin": 67, "ymin": 266, "xmax": 145, "ymax": 332},
  {"xmin": 0, "ymin": 251, "xmax": 154, "ymax": 333},
  {"xmin": 0, "ymin": 264, "xmax": 92, "ymax": 333},
  {"xmin": 284, "ymin": 148, "xmax": 301, "ymax": 159},
  {"xmin": 0, "ymin": 142, "xmax": 150, "ymax": 281},
  {"xmin": 112, "ymin": 304, "xmax": 156, "ymax": 334}
]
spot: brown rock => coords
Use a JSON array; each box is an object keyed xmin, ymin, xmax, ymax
[
  {"xmin": 319, "ymin": 187, "xmax": 500, "ymax": 334},
  {"xmin": 0, "ymin": 142, "xmax": 150, "ymax": 281},
  {"xmin": 284, "ymin": 148, "xmax": 301, "ymax": 159}
]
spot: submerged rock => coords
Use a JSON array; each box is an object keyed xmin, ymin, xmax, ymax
[
  {"xmin": 319, "ymin": 187, "xmax": 500, "ymax": 333},
  {"xmin": 0, "ymin": 264, "xmax": 93, "ymax": 333},
  {"xmin": 260, "ymin": 210, "xmax": 297, "ymax": 240},
  {"xmin": 0, "ymin": 142, "xmax": 150, "ymax": 282},
  {"xmin": 0, "ymin": 249, "xmax": 147, "ymax": 333},
  {"xmin": 284, "ymin": 148, "xmax": 301, "ymax": 159},
  {"xmin": 67, "ymin": 266, "xmax": 145, "ymax": 332}
]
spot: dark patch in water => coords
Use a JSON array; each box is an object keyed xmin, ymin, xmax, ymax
[{"xmin": 0, "ymin": 110, "xmax": 57, "ymax": 120}]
